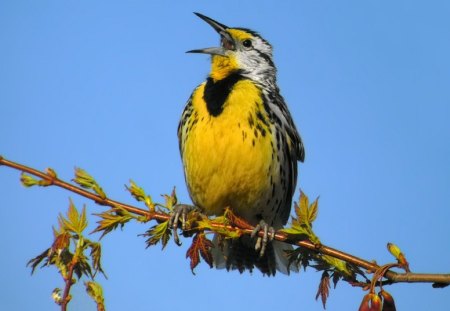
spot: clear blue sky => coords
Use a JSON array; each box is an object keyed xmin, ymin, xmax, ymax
[{"xmin": 1, "ymin": 1, "xmax": 449, "ymax": 310}]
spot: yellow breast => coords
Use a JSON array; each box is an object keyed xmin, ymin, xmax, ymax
[{"xmin": 182, "ymin": 80, "xmax": 277, "ymax": 223}]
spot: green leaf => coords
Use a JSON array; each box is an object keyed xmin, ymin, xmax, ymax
[
  {"xmin": 92, "ymin": 208, "xmax": 133, "ymax": 238},
  {"xmin": 144, "ymin": 220, "xmax": 172, "ymax": 249},
  {"xmin": 87, "ymin": 241, "xmax": 106, "ymax": 278},
  {"xmin": 297, "ymin": 191, "xmax": 309, "ymax": 223},
  {"xmin": 59, "ymin": 200, "xmax": 88, "ymax": 235},
  {"xmin": 284, "ymin": 191, "xmax": 321, "ymax": 243},
  {"xmin": 162, "ymin": 187, "xmax": 177, "ymax": 211},
  {"xmin": 279, "ymin": 225, "xmax": 309, "ymax": 237},
  {"xmin": 73, "ymin": 167, "xmax": 95, "ymax": 188},
  {"xmin": 92, "ymin": 184, "xmax": 106, "ymax": 199},
  {"xmin": 320, "ymin": 254, "xmax": 352, "ymax": 277},
  {"xmin": 73, "ymin": 168, "xmax": 106, "ymax": 199},
  {"xmin": 126, "ymin": 180, "xmax": 146, "ymax": 202},
  {"xmin": 308, "ymin": 197, "xmax": 319, "ymax": 223},
  {"xmin": 126, "ymin": 180, "xmax": 155, "ymax": 211}
]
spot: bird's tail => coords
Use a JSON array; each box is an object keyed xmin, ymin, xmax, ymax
[{"xmin": 212, "ymin": 234, "xmax": 297, "ymax": 276}]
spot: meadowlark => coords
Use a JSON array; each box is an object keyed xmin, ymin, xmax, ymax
[{"xmin": 177, "ymin": 13, "xmax": 305, "ymax": 276}]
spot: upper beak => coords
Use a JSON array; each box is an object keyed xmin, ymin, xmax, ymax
[{"xmin": 186, "ymin": 12, "xmax": 234, "ymax": 56}]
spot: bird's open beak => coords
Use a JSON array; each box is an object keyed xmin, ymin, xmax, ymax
[{"xmin": 186, "ymin": 13, "xmax": 234, "ymax": 56}]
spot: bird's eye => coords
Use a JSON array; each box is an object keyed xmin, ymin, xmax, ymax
[{"xmin": 242, "ymin": 39, "xmax": 252, "ymax": 48}]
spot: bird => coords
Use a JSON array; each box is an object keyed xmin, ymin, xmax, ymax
[{"xmin": 177, "ymin": 12, "xmax": 305, "ymax": 276}]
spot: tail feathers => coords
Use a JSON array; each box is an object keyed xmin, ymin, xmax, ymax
[{"xmin": 212, "ymin": 235, "xmax": 298, "ymax": 276}]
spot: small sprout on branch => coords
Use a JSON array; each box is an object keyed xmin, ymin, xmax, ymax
[
  {"xmin": 162, "ymin": 187, "xmax": 178, "ymax": 211},
  {"xmin": 387, "ymin": 243, "xmax": 410, "ymax": 272},
  {"xmin": 46, "ymin": 167, "xmax": 58, "ymax": 179},
  {"xmin": 20, "ymin": 172, "xmax": 51, "ymax": 187},
  {"xmin": 52, "ymin": 288, "xmax": 64, "ymax": 305},
  {"xmin": 73, "ymin": 167, "xmax": 106, "ymax": 199},
  {"xmin": 20, "ymin": 172, "xmax": 40, "ymax": 187},
  {"xmin": 126, "ymin": 180, "xmax": 155, "ymax": 212},
  {"xmin": 281, "ymin": 191, "xmax": 320, "ymax": 245},
  {"xmin": 85, "ymin": 281, "xmax": 106, "ymax": 311}
]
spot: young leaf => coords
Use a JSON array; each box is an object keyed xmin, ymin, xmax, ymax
[
  {"xmin": 144, "ymin": 220, "xmax": 172, "ymax": 249},
  {"xmin": 297, "ymin": 191, "xmax": 309, "ymax": 224},
  {"xmin": 162, "ymin": 187, "xmax": 178, "ymax": 211},
  {"xmin": 59, "ymin": 200, "xmax": 88, "ymax": 235},
  {"xmin": 308, "ymin": 196, "xmax": 319, "ymax": 223},
  {"xmin": 73, "ymin": 167, "xmax": 96, "ymax": 188},
  {"xmin": 321, "ymin": 255, "xmax": 352, "ymax": 277},
  {"xmin": 279, "ymin": 225, "xmax": 309, "ymax": 238},
  {"xmin": 185, "ymin": 232, "xmax": 214, "ymax": 274},
  {"xmin": 73, "ymin": 168, "xmax": 106, "ymax": 199},
  {"xmin": 92, "ymin": 208, "xmax": 133, "ymax": 238},
  {"xmin": 52, "ymin": 231, "xmax": 71, "ymax": 252},
  {"xmin": 315, "ymin": 271, "xmax": 330, "ymax": 309},
  {"xmin": 87, "ymin": 241, "xmax": 106, "ymax": 278},
  {"xmin": 27, "ymin": 248, "xmax": 51, "ymax": 274},
  {"xmin": 126, "ymin": 180, "xmax": 155, "ymax": 211}
]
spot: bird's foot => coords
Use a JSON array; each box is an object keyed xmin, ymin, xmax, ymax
[
  {"xmin": 251, "ymin": 220, "xmax": 275, "ymax": 257},
  {"xmin": 169, "ymin": 204, "xmax": 196, "ymax": 245}
]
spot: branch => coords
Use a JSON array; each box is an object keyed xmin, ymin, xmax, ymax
[
  {"xmin": 1, "ymin": 155, "xmax": 449, "ymax": 288},
  {"xmin": 60, "ymin": 260, "xmax": 76, "ymax": 311}
]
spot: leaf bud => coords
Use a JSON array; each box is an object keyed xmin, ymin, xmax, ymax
[{"xmin": 20, "ymin": 173, "xmax": 39, "ymax": 187}]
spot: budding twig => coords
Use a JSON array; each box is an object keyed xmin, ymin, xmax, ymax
[{"xmin": 1, "ymin": 155, "xmax": 449, "ymax": 286}]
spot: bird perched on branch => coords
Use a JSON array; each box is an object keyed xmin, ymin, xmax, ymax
[{"xmin": 177, "ymin": 13, "xmax": 305, "ymax": 276}]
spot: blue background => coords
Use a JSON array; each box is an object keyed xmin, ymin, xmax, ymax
[{"xmin": 1, "ymin": 1, "xmax": 449, "ymax": 310}]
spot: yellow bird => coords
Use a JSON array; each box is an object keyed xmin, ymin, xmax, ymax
[{"xmin": 177, "ymin": 13, "xmax": 305, "ymax": 276}]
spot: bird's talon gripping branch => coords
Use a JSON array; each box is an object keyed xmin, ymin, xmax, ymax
[
  {"xmin": 251, "ymin": 220, "xmax": 274, "ymax": 257},
  {"xmin": 169, "ymin": 204, "xmax": 195, "ymax": 245}
]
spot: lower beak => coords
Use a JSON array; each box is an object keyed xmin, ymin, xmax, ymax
[{"xmin": 186, "ymin": 47, "xmax": 227, "ymax": 56}]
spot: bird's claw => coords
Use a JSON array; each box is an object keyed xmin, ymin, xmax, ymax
[
  {"xmin": 251, "ymin": 220, "xmax": 275, "ymax": 257},
  {"xmin": 169, "ymin": 204, "xmax": 195, "ymax": 246}
]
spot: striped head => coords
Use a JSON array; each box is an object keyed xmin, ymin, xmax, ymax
[{"xmin": 188, "ymin": 13, "xmax": 276, "ymax": 84}]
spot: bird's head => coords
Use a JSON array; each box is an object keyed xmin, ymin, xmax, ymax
[{"xmin": 188, "ymin": 13, "xmax": 276, "ymax": 83}]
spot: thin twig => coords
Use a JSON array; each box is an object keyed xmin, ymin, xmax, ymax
[
  {"xmin": 1, "ymin": 155, "xmax": 449, "ymax": 286},
  {"xmin": 61, "ymin": 259, "xmax": 76, "ymax": 311}
]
